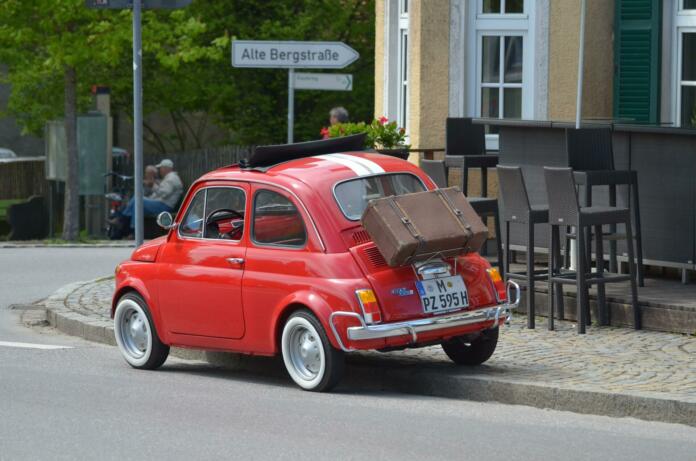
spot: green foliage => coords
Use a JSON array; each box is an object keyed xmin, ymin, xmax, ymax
[
  {"xmin": 325, "ymin": 116, "xmax": 409, "ymax": 149},
  {"xmin": 191, "ymin": 0, "xmax": 376, "ymax": 144},
  {"xmin": 0, "ymin": 0, "xmax": 375, "ymax": 148}
]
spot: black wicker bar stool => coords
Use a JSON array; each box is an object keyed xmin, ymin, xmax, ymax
[
  {"xmin": 497, "ymin": 166, "xmax": 565, "ymax": 329},
  {"xmin": 566, "ymin": 127, "xmax": 644, "ymax": 286},
  {"xmin": 420, "ymin": 159, "xmax": 504, "ymax": 277},
  {"xmin": 444, "ymin": 118, "xmax": 499, "ymax": 197},
  {"xmin": 544, "ymin": 167, "xmax": 640, "ymax": 334}
]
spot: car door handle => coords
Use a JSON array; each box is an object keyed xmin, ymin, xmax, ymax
[{"xmin": 226, "ymin": 257, "xmax": 245, "ymax": 267}]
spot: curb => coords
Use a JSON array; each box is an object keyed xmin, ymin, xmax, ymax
[
  {"xmin": 1, "ymin": 242, "xmax": 136, "ymax": 249},
  {"xmin": 41, "ymin": 279, "xmax": 696, "ymax": 428}
]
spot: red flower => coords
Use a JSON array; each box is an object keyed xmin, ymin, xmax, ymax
[
  {"xmin": 379, "ymin": 116, "xmax": 388, "ymax": 125},
  {"xmin": 399, "ymin": 127, "xmax": 406, "ymax": 135},
  {"xmin": 320, "ymin": 127, "xmax": 329, "ymax": 139}
]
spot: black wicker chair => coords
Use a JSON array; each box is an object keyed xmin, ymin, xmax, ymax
[
  {"xmin": 444, "ymin": 118, "xmax": 498, "ymax": 197},
  {"xmin": 566, "ymin": 127, "xmax": 644, "ymax": 287},
  {"xmin": 420, "ymin": 159, "xmax": 504, "ymax": 277},
  {"xmin": 544, "ymin": 167, "xmax": 640, "ymax": 333},
  {"xmin": 497, "ymin": 165, "xmax": 564, "ymax": 329}
]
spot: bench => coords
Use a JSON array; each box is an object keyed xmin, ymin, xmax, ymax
[
  {"xmin": 0, "ymin": 199, "xmax": 24, "ymax": 237},
  {"xmin": 5, "ymin": 196, "xmax": 48, "ymax": 240}
]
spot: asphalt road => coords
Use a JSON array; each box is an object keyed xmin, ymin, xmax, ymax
[{"xmin": 1, "ymin": 248, "xmax": 696, "ymax": 461}]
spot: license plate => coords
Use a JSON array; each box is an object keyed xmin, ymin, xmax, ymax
[{"xmin": 416, "ymin": 275, "xmax": 469, "ymax": 314}]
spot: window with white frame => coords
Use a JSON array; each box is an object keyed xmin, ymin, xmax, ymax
[
  {"xmin": 467, "ymin": 0, "xmax": 535, "ymax": 135},
  {"xmin": 384, "ymin": 0, "xmax": 409, "ymax": 131},
  {"xmin": 675, "ymin": 0, "xmax": 696, "ymax": 127},
  {"xmin": 397, "ymin": 0, "xmax": 409, "ymax": 130}
]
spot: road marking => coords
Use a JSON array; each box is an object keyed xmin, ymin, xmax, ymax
[{"xmin": 0, "ymin": 341, "xmax": 73, "ymax": 350}]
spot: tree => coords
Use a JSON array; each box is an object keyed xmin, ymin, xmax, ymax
[
  {"xmin": 0, "ymin": 1, "xmax": 125, "ymax": 239},
  {"xmin": 189, "ymin": 0, "xmax": 375, "ymax": 144},
  {"xmin": 0, "ymin": 1, "xmax": 214, "ymax": 239},
  {"xmin": 0, "ymin": 0, "xmax": 375, "ymax": 238}
]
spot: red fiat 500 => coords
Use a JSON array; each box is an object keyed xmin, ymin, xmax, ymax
[{"xmin": 112, "ymin": 136, "xmax": 519, "ymax": 391}]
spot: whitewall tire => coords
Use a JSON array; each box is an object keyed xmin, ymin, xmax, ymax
[
  {"xmin": 114, "ymin": 293, "xmax": 169, "ymax": 370},
  {"xmin": 281, "ymin": 311, "xmax": 344, "ymax": 392}
]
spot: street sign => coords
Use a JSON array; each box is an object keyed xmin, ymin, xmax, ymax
[
  {"xmin": 232, "ymin": 40, "xmax": 359, "ymax": 69},
  {"xmin": 85, "ymin": 0, "xmax": 191, "ymax": 8},
  {"xmin": 294, "ymin": 72, "xmax": 353, "ymax": 91}
]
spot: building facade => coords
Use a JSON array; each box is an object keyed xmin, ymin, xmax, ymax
[{"xmin": 375, "ymin": 0, "xmax": 696, "ymax": 153}]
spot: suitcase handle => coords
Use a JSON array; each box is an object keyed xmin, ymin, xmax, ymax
[{"xmin": 435, "ymin": 189, "xmax": 472, "ymax": 231}]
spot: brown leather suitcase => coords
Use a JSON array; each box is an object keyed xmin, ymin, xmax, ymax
[{"xmin": 361, "ymin": 187, "xmax": 488, "ymax": 267}]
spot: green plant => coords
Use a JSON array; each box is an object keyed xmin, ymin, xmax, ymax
[{"xmin": 323, "ymin": 116, "xmax": 409, "ymax": 150}]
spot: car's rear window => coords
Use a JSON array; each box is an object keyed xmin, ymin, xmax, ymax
[{"xmin": 334, "ymin": 173, "xmax": 426, "ymax": 221}]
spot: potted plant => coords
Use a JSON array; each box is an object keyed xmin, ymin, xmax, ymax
[{"xmin": 322, "ymin": 116, "xmax": 410, "ymax": 159}]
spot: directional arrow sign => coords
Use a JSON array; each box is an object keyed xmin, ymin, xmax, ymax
[
  {"xmin": 232, "ymin": 40, "xmax": 359, "ymax": 69},
  {"xmin": 85, "ymin": 0, "xmax": 191, "ymax": 9},
  {"xmin": 294, "ymin": 72, "xmax": 353, "ymax": 91}
]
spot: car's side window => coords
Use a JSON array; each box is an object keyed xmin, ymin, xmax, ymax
[
  {"xmin": 252, "ymin": 189, "xmax": 307, "ymax": 247},
  {"xmin": 203, "ymin": 187, "xmax": 246, "ymax": 240},
  {"xmin": 179, "ymin": 189, "xmax": 205, "ymax": 238}
]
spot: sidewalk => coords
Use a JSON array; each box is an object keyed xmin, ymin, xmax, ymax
[{"xmin": 40, "ymin": 277, "xmax": 696, "ymax": 427}]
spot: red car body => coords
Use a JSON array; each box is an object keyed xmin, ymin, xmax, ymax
[{"xmin": 112, "ymin": 150, "xmax": 518, "ymax": 390}]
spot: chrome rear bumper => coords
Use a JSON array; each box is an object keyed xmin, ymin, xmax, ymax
[{"xmin": 329, "ymin": 281, "xmax": 521, "ymax": 352}]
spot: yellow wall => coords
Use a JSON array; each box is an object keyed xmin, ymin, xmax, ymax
[
  {"xmin": 409, "ymin": 0, "xmax": 450, "ymax": 154},
  {"xmin": 548, "ymin": 0, "xmax": 615, "ymax": 120}
]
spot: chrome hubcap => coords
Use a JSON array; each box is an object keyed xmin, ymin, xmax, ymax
[
  {"xmin": 120, "ymin": 307, "xmax": 148, "ymax": 359},
  {"xmin": 289, "ymin": 326, "xmax": 321, "ymax": 380}
]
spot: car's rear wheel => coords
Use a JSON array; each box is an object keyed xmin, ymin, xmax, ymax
[
  {"xmin": 281, "ymin": 310, "xmax": 344, "ymax": 392},
  {"xmin": 114, "ymin": 292, "xmax": 169, "ymax": 369},
  {"xmin": 441, "ymin": 327, "xmax": 499, "ymax": 366}
]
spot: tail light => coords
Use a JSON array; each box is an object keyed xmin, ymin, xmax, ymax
[
  {"xmin": 486, "ymin": 268, "xmax": 507, "ymax": 303},
  {"xmin": 355, "ymin": 289, "xmax": 382, "ymax": 324}
]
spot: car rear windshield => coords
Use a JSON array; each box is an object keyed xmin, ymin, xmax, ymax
[{"xmin": 334, "ymin": 173, "xmax": 426, "ymax": 221}]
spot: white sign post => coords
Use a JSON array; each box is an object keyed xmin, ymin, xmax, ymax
[{"xmin": 231, "ymin": 40, "xmax": 359, "ymax": 143}]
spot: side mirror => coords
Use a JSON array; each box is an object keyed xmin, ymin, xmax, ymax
[{"xmin": 156, "ymin": 211, "xmax": 176, "ymax": 230}]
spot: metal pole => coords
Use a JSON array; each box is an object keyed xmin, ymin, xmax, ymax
[
  {"xmin": 575, "ymin": 0, "xmax": 586, "ymax": 129},
  {"xmin": 133, "ymin": 0, "xmax": 144, "ymax": 246},
  {"xmin": 288, "ymin": 68, "xmax": 294, "ymax": 143}
]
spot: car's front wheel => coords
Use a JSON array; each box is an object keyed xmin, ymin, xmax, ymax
[
  {"xmin": 441, "ymin": 327, "xmax": 499, "ymax": 366},
  {"xmin": 281, "ymin": 310, "xmax": 344, "ymax": 392},
  {"xmin": 114, "ymin": 292, "xmax": 169, "ymax": 369}
]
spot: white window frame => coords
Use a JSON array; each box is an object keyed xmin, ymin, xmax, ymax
[
  {"xmin": 397, "ymin": 2, "xmax": 409, "ymax": 130},
  {"xmin": 467, "ymin": 0, "xmax": 536, "ymax": 150},
  {"xmin": 672, "ymin": 0, "xmax": 696, "ymax": 126},
  {"xmin": 384, "ymin": 0, "xmax": 409, "ymax": 132}
]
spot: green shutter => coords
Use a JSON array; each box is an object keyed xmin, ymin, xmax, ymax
[{"xmin": 613, "ymin": 0, "xmax": 661, "ymax": 123}]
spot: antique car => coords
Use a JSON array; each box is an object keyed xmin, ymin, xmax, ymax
[{"xmin": 112, "ymin": 135, "xmax": 519, "ymax": 392}]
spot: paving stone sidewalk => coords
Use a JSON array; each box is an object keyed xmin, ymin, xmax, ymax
[{"xmin": 42, "ymin": 277, "xmax": 696, "ymax": 426}]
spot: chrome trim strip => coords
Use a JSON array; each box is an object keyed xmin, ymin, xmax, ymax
[{"xmin": 329, "ymin": 281, "xmax": 521, "ymax": 352}]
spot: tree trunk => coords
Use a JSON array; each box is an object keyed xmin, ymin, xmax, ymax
[{"xmin": 62, "ymin": 65, "xmax": 79, "ymax": 241}]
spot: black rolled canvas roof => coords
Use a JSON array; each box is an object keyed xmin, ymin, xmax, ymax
[{"xmin": 243, "ymin": 133, "xmax": 367, "ymax": 169}]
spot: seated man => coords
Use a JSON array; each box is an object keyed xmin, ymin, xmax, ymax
[{"xmin": 122, "ymin": 159, "xmax": 183, "ymax": 228}]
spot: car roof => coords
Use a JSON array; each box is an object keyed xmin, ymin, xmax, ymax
[{"xmin": 198, "ymin": 151, "xmax": 427, "ymax": 192}]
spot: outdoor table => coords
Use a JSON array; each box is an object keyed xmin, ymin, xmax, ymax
[{"xmin": 472, "ymin": 118, "xmax": 696, "ymax": 283}]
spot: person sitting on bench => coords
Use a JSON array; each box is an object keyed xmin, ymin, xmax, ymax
[{"xmin": 121, "ymin": 159, "xmax": 183, "ymax": 228}]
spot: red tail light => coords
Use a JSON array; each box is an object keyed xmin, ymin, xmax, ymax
[
  {"xmin": 486, "ymin": 268, "xmax": 507, "ymax": 303},
  {"xmin": 355, "ymin": 289, "xmax": 382, "ymax": 324}
]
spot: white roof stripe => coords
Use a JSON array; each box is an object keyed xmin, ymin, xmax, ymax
[
  {"xmin": 330, "ymin": 153, "xmax": 385, "ymax": 175},
  {"xmin": 313, "ymin": 154, "xmax": 370, "ymax": 176}
]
